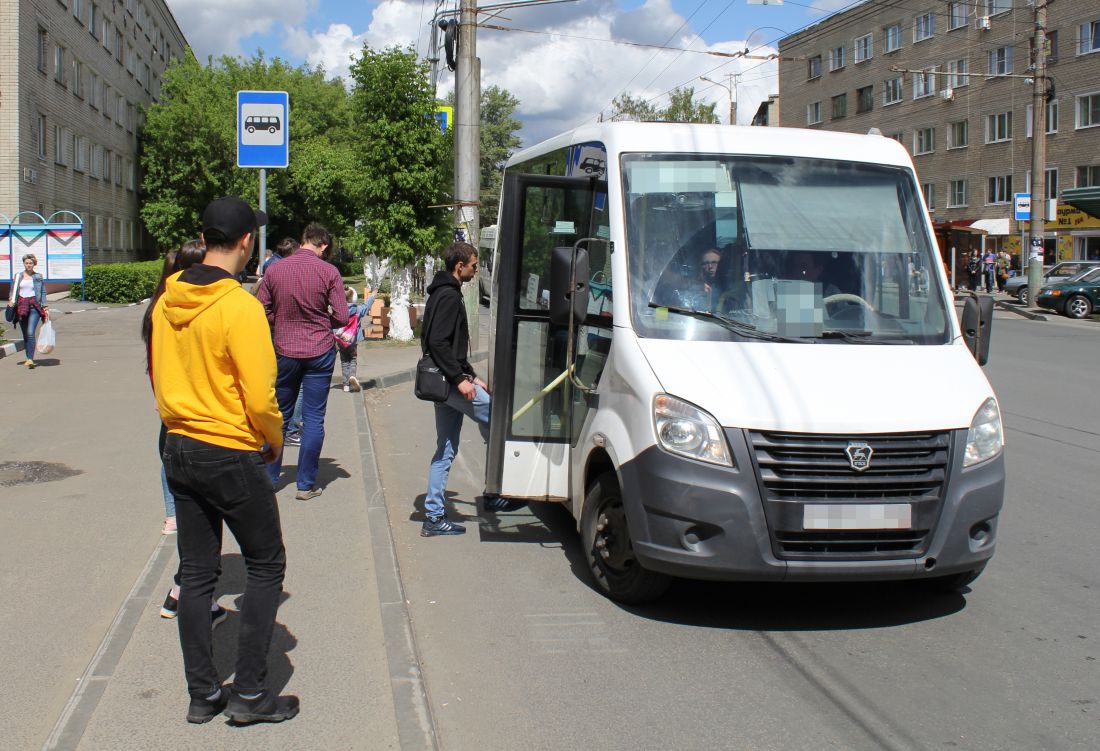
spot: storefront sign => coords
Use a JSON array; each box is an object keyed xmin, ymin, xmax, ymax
[{"xmin": 1021, "ymin": 204, "xmax": 1100, "ymax": 231}]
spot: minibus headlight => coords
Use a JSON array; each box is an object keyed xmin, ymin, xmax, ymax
[
  {"xmin": 653, "ymin": 394, "xmax": 733, "ymax": 467},
  {"xmin": 964, "ymin": 398, "xmax": 1004, "ymax": 467}
]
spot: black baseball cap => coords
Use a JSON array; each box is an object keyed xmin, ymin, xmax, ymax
[{"xmin": 201, "ymin": 196, "xmax": 268, "ymax": 239}]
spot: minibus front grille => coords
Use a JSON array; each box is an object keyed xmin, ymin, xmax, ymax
[{"xmin": 746, "ymin": 430, "xmax": 952, "ymax": 560}]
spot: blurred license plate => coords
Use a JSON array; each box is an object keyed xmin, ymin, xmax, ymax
[{"xmin": 803, "ymin": 504, "xmax": 912, "ymax": 530}]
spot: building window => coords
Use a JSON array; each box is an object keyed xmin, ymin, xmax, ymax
[
  {"xmin": 949, "ymin": 180, "xmax": 968, "ymax": 208},
  {"xmin": 1032, "ymin": 30, "xmax": 1059, "ymax": 65},
  {"xmin": 987, "ymin": 175, "xmax": 1013, "ymax": 204},
  {"xmin": 884, "ymin": 24, "xmax": 901, "ymax": 53},
  {"xmin": 914, "ymin": 127, "xmax": 935, "ymax": 155},
  {"xmin": 828, "ymin": 46, "xmax": 845, "ymax": 71},
  {"xmin": 922, "ymin": 183, "xmax": 936, "ymax": 210},
  {"xmin": 127, "ymin": 102, "xmax": 135, "ymax": 132},
  {"xmin": 913, "ymin": 67, "xmax": 935, "ymax": 99},
  {"xmin": 1078, "ymin": 165, "xmax": 1100, "ymax": 188},
  {"xmin": 985, "ymin": 0, "xmax": 1011, "ymax": 16},
  {"xmin": 54, "ymin": 125, "xmax": 65, "ymax": 164},
  {"xmin": 948, "ymin": 120, "xmax": 969, "ymax": 149},
  {"xmin": 116, "ymin": 94, "xmax": 125, "ymax": 124},
  {"xmin": 946, "ymin": 59, "xmax": 969, "ymax": 89},
  {"xmin": 88, "ymin": 3, "xmax": 98, "ymax": 36},
  {"xmin": 1076, "ymin": 93, "xmax": 1100, "ymax": 128},
  {"xmin": 831, "ymin": 93, "xmax": 847, "ymax": 119},
  {"xmin": 807, "ymin": 101, "xmax": 822, "ymax": 125},
  {"xmin": 1026, "ymin": 168, "xmax": 1060, "ymax": 201},
  {"xmin": 101, "ymin": 82, "xmax": 110, "ymax": 117},
  {"xmin": 54, "ymin": 45, "xmax": 66, "ymax": 84},
  {"xmin": 948, "ymin": 2, "xmax": 968, "ymax": 31},
  {"xmin": 887, "ymin": 132, "xmax": 904, "ymax": 145},
  {"xmin": 914, "ymin": 14, "xmax": 935, "ymax": 43},
  {"xmin": 856, "ymin": 85, "xmax": 874, "ymax": 113},
  {"xmin": 1026, "ymin": 101, "xmax": 1059, "ymax": 136},
  {"xmin": 72, "ymin": 0, "xmax": 83, "ymax": 22},
  {"xmin": 854, "ymin": 34, "xmax": 873, "ymax": 63},
  {"xmin": 76, "ymin": 136, "xmax": 89, "ymax": 172},
  {"xmin": 986, "ymin": 111, "xmax": 1013, "ymax": 142},
  {"xmin": 807, "ymin": 55, "xmax": 822, "ymax": 80},
  {"xmin": 102, "ymin": 19, "xmax": 111, "ymax": 50},
  {"xmin": 37, "ymin": 27, "xmax": 48, "ymax": 72},
  {"xmin": 103, "ymin": 149, "xmax": 112, "ymax": 182},
  {"xmin": 115, "ymin": 29, "xmax": 123, "ymax": 62},
  {"xmin": 883, "ymin": 76, "xmax": 903, "ymax": 105},
  {"xmin": 37, "ymin": 115, "xmax": 47, "ymax": 160},
  {"xmin": 71, "ymin": 58, "xmax": 84, "ymax": 98},
  {"xmin": 988, "ymin": 46, "xmax": 1013, "ymax": 76},
  {"xmin": 115, "ymin": 154, "xmax": 123, "ymax": 185},
  {"xmin": 1080, "ymin": 21, "xmax": 1100, "ymax": 55}
]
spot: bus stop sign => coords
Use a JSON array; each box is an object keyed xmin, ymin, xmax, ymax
[{"xmin": 237, "ymin": 90, "xmax": 289, "ymax": 168}]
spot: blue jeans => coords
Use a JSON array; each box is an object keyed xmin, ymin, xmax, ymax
[
  {"xmin": 160, "ymin": 464, "xmax": 176, "ymax": 517},
  {"xmin": 269, "ymin": 348, "xmax": 336, "ymax": 490},
  {"xmin": 425, "ymin": 383, "xmax": 491, "ymax": 520},
  {"xmin": 19, "ymin": 307, "xmax": 42, "ymax": 358}
]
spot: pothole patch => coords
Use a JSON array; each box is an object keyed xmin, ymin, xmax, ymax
[{"xmin": 0, "ymin": 461, "xmax": 83, "ymax": 487}]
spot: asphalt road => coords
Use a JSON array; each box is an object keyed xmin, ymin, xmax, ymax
[{"xmin": 366, "ymin": 307, "xmax": 1100, "ymax": 751}]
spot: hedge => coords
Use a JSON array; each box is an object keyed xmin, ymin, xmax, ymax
[{"xmin": 70, "ymin": 260, "xmax": 163, "ymax": 304}]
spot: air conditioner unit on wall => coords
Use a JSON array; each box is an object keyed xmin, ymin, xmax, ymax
[
  {"xmin": 977, "ymin": 16, "xmax": 991, "ymax": 31},
  {"xmin": 22, "ymin": 168, "xmax": 37, "ymax": 184},
  {"xmin": 942, "ymin": 88, "xmax": 955, "ymax": 101}
]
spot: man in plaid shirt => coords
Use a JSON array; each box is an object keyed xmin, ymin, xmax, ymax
[{"xmin": 256, "ymin": 223, "xmax": 349, "ymax": 500}]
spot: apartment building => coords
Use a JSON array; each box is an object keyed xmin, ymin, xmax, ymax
[
  {"xmin": 1, "ymin": 0, "xmax": 188, "ymax": 266},
  {"xmin": 778, "ymin": 0, "xmax": 1100, "ymax": 269}
]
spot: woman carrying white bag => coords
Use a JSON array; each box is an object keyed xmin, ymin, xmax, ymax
[{"xmin": 8, "ymin": 254, "xmax": 50, "ymax": 368}]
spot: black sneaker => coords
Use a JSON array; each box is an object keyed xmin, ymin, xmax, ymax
[
  {"xmin": 187, "ymin": 687, "xmax": 229, "ymax": 724},
  {"xmin": 421, "ymin": 517, "xmax": 466, "ymax": 537},
  {"xmin": 224, "ymin": 690, "xmax": 300, "ymax": 725},
  {"xmin": 160, "ymin": 591, "xmax": 178, "ymax": 619},
  {"xmin": 211, "ymin": 605, "xmax": 228, "ymax": 630},
  {"xmin": 284, "ymin": 431, "xmax": 301, "ymax": 447},
  {"xmin": 483, "ymin": 495, "xmax": 529, "ymax": 513}
]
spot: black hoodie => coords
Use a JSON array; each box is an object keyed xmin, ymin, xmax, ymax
[{"xmin": 424, "ymin": 269, "xmax": 475, "ymax": 385}]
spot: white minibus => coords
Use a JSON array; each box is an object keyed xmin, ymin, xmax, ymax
[{"xmin": 486, "ymin": 123, "xmax": 1002, "ymax": 604}]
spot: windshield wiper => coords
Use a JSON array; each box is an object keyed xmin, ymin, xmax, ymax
[
  {"xmin": 648, "ymin": 302, "xmax": 809, "ymax": 343},
  {"xmin": 818, "ymin": 330, "xmax": 915, "ymax": 345}
]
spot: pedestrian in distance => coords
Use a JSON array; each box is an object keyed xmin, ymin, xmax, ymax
[
  {"xmin": 8, "ymin": 254, "xmax": 49, "ymax": 368},
  {"xmin": 335, "ymin": 285, "xmax": 376, "ymax": 392},
  {"xmin": 967, "ymin": 251, "xmax": 981, "ymax": 292},
  {"xmin": 255, "ymin": 222, "xmax": 348, "ymax": 501},
  {"xmin": 983, "ymin": 248, "xmax": 996, "ymax": 293},
  {"xmin": 995, "ymin": 251, "xmax": 1009, "ymax": 293},
  {"xmin": 420, "ymin": 241, "xmax": 527, "ymax": 537},
  {"xmin": 262, "ymin": 236, "xmax": 298, "ymax": 276},
  {"xmin": 151, "ymin": 196, "xmax": 297, "ymax": 725}
]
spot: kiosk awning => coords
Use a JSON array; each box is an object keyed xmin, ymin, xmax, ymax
[
  {"xmin": 1061, "ymin": 187, "xmax": 1100, "ymax": 220},
  {"xmin": 969, "ymin": 218, "xmax": 1010, "ymax": 236}
]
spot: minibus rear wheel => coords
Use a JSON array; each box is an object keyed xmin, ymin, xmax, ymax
[{"xmin": 581, "ymin": 473, "xmax": 671, "ymax": 605}]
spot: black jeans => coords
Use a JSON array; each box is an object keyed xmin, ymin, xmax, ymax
[{"xmin": 162, "ymin": 433, "xmax": 287, "ymax": 698}]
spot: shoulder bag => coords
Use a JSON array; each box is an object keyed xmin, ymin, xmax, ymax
[{"xmin": 414, "ymin": 299, "xmax": 460, "ymax": 402}]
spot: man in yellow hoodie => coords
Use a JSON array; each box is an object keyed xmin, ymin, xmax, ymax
[{"xmin": 152, "ymin": 196, "xmax": 298, "ymax": 726}]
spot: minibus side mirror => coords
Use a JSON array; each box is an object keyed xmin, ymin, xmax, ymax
[
  {"xmin": 550, "ymin": 245, "xmax": 590, "ymax": 326},
  {"xmin": 961, "ymin": 294, "xmax": 994, "ymax": 365}
]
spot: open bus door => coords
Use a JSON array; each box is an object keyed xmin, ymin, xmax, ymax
[{"xmin": 486, "ymin": 173, "xmax": 611, "ymax": 502}]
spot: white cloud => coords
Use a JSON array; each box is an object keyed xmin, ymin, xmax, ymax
[{"xmin": 170, "ymin": 0, "xmax": 316, "ymax": 59}]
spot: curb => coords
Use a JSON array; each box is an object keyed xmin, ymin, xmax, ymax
[
  {"xmin": 993, "ymin": 299, "xmax": 1047, "ymax": 321},
  {"xmin": 362, "ymin": 350, "xmax": 487, "ymax": 392},
  {"xmin": 1, "ymin": 340, "xmax": 26, "ymax": 360}
]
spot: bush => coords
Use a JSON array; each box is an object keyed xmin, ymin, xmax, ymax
[{"xmin": 71, "ymin": 260, "xmax": 163, "ymax": 303}]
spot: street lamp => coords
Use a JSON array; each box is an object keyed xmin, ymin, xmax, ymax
[{"xmin": 700, "ymin": 74, "xmax": 738, "ymax": 125}]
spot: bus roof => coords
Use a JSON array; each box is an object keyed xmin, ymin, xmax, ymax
[{"xmin": 507, "ymin": 122, "xmax": 914, "ymax": 171}]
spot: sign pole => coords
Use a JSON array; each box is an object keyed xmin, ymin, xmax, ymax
[{"xmin": 258, "ymin": 167, "xmax": 267, "ymax": 274}]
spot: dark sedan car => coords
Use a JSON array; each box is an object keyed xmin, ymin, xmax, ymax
[
  {"xmin": 1006, "ymin": 260, "xmax": 1100, "ymax": 304},
  {"xmin": 1036, "ymin": 267, "xmax": 1100, "ymax": 319}
]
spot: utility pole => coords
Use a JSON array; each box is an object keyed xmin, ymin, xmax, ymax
[
  {"xmin": 701, "ymin": 74, "xmax": 738, "ymax": 125},
  {"xmin": 1026, "ymin": 0, "xmax": 1049, "ymax": 308},
  {"xmin": 455, "ymin": 0, "xmax": 481, "ymax": 345}
]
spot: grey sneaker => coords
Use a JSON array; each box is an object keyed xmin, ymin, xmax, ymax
[
  {"xmin": 295, "ymin": 487, "xmax": 322, "ymax": 501},
  {"xmin": 421, "ymin": 516, "xmax": 466, "ymax": 537}
]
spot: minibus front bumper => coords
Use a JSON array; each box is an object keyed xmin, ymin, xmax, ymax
[{"xmin": 617, "ymin": 431, "xmax": 1003, "ymax": 582}]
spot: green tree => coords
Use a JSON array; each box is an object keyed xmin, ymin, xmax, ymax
[
  {"xmin": 140, "ymin": 52, "xmax": 356, "ymax": 256},
  {"xmin": 610, "ymin": 93, "xmax": 660, "ymax": 122},
  {"xmin": 609, "ymin": 87, "xmax": 718, "ymax": 124}
]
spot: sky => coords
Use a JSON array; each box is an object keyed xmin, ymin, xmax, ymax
[{"xmin": 166, "ymin": 0, "xmax": 858, "ymax": 145}]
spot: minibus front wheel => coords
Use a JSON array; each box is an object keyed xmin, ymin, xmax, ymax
[{"xmin": 581, "ymin": 473, "xmax": 671, "ymax": 605}]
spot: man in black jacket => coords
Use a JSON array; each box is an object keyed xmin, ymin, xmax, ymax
[{"xmin": 421, "ymin": 241, "xmax": 525, "ymax": 537}]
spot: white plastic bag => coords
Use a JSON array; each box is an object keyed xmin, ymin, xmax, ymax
[{"xmin": 36, "ymin": 320, "xmax": 56, "ymax": 355}]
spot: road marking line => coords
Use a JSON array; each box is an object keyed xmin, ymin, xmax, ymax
[{"xmin": 42, "ymin": 535, "xmax": 175, "ymax": 751}]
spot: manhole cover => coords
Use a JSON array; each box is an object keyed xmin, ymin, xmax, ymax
[{"xmin": 0, "ymin": 461, "xmax": 82, "ymax": 487}]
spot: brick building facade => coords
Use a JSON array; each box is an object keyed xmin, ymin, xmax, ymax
[
  {"xmin": 1, "ymin": 0, "xmax": 187, "ymax": 268},
  {"xmin": 778, "ymin": 0, "xmax": 1100, "ymax": 276}
]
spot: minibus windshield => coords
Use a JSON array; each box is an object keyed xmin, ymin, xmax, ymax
[{"xmin": 622, "ymin": 154, "xmax": 950, "ymax": 344}]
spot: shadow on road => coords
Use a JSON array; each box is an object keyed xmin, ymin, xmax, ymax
[
  {"xmin": 519, "ymin": 501, "xmax": 969, "ymax": 631},
  {"xmin": 212, "ymin": 553, "xmax": 298, "ymax": 698},
  {"xmin": 275, "ymin": 457, "xmax": 351, "ymax": 492}
]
